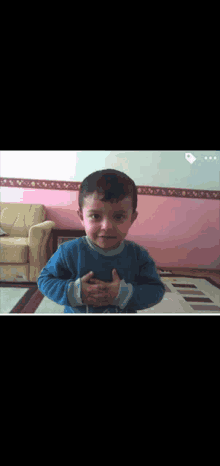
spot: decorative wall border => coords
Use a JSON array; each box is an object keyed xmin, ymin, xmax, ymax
[{"xmin": 0, "ymin": 177, "xmax": 219, "ymax": 200}]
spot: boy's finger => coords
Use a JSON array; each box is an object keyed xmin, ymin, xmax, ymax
[
  {"xmin": 82, "ymin": 271, "xmax": 94, "ymax": 282},
  {"xmin": 90, "ymin": 278, "xmax": 105, "ymax": 285},
  {"xmin": 91, "ymin": 289, "xmax": 108, "ymax": 295},
  {"xmin": 91, "ymin": 283, "xmax": 107, "ymax": 290}
]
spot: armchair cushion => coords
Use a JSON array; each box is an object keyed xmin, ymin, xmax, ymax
[
  {"xmin": 0, "ymin": 237, "xmax": 29, "ymax": 263},
  {"xmin": 0, "ymin": 203, "xmax": 46, "ymax": 237},
  {"xmin": 0, "ymin": 227, "xmax": 9, "ymax": 236},
  {"xmin": 0, "ymin": 203, "xmax": 55, "ymax": 282}
]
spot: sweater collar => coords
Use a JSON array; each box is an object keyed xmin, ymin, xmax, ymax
[{"xmin": 84, "ymin": 235, "xmax": 125, "ymax": 256}]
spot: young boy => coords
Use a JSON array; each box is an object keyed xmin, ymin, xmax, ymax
[{"xmin": 37, "ymin": 169, "xmax": 166, "ymax": 313}]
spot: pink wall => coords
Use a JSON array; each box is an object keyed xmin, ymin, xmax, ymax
[{"xmin": 2, "ymin": 187, "xmax": 220, "ymax": 269}]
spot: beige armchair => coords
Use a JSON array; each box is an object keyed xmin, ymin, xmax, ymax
[{"xmin": 0, "ymin": 203, "xmax": 55, "ymax": 282}]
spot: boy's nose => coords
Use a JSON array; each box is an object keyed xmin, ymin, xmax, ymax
[{"xmin": 100, "ymin": 218, "xmax": 114, "ymax": 229}]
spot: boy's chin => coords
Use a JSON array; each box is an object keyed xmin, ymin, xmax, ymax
[{"xmin": 95, "ymin": 237, "xmax": 122, "ymax": 250}]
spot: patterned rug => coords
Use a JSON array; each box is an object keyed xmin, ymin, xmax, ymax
[{"xmin": 1, "ymin": 271, "xmax": 220, "ymax": 314}]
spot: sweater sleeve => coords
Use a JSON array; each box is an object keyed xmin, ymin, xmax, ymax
[
  {"xmin": 67, "ymin": 278, "xmax": 133, "ymax": 310},
  {"xmin": 67, "ymin": 279, "xmax": 84, "ymax": 308},
  {"xmin": 114, "ymin": 254, "xmax": 166, "ymax": 312},
  {"xmin": 67, "ymin": 250, "xmax": 165, "ymax": 312},
  {"xmin": 37, "ymin": 247, "xmax": 78, "ymax": 307}
]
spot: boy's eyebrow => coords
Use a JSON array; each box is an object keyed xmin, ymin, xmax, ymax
[{"xmin": 88, "ymin": 209, "xmax": 127, "ymax": 213}]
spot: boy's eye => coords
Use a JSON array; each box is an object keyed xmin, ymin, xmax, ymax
[{"xmin": 90, "ymin": 214, "xmax": 124, "ymax": 220}]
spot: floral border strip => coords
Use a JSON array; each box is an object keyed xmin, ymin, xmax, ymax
[{"xmin": 0, "ymin": 177, "xmax": 219, "ymax": 200}]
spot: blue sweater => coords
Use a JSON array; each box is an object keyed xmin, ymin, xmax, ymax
[{"xmin": 37, "ymin": 235, "xmax": 166, "ymax": 313}]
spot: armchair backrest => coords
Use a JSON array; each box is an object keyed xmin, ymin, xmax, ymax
[{"xmin": 0, "ymin": 203, "xmax": 46, "ymax": 237}]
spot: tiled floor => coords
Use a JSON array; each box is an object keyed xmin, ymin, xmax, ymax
[
  {"xmin": 1, "ymin": 271, "xmax": 220, "ymax": 314},
  {"xmin": 137, "ymin": 276, "xmax": 220, "ymax": 313}
]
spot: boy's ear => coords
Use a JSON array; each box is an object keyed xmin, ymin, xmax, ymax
[
  {"xmin": 131, "ymin": 211, "xmax": 138, "ymax": 224},
  {"xmin": 77, "ymin": 209, "xmax": 84, "ymax": 224}
]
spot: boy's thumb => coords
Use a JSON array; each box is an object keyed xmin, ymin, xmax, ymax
[
  {"xmin": 112, "ymin": 269, "xmax": 120, "ymax": 281},
  {"xmin": 82, "ymin": 271, "xmax": 94, "ymax": 281}
]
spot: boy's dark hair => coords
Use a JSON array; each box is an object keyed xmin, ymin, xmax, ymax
[{"xmin": 79, "ymin": 169, "xmax": 137, "ymax": 214}]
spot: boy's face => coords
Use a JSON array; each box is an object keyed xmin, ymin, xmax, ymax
[{"xmin": 77, "ymin": 192, "xmax": 138, "ymax": 251}]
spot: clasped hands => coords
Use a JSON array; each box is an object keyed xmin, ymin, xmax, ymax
[{"xmin": 81, "ymin": 269, "xmax": 121, "ymax": 308}]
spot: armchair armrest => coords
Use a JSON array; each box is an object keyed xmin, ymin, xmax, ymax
[
  {"xmin": 29, "ymin": 221, "xmax": 56, "ymax": 243},
  {"xmin": 28, "ymin": 221, "xmax": 56, "ymax": 282}
]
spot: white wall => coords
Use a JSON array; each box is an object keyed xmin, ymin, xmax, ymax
[{"xmin": 0, "ymin": 150, "xmax": 219, "ymax": 191}]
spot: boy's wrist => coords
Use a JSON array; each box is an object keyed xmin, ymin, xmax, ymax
[
  {"xmin": 112, "ymin": 279, "xmax": 133, "ymax": 309},
  {"xmin": 67, "ymin": 279, "xmax": 83, "ymax": 307},
  {"xmin": 68, "ymin": 278, "xmax": 133, "ymax": 310}
]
